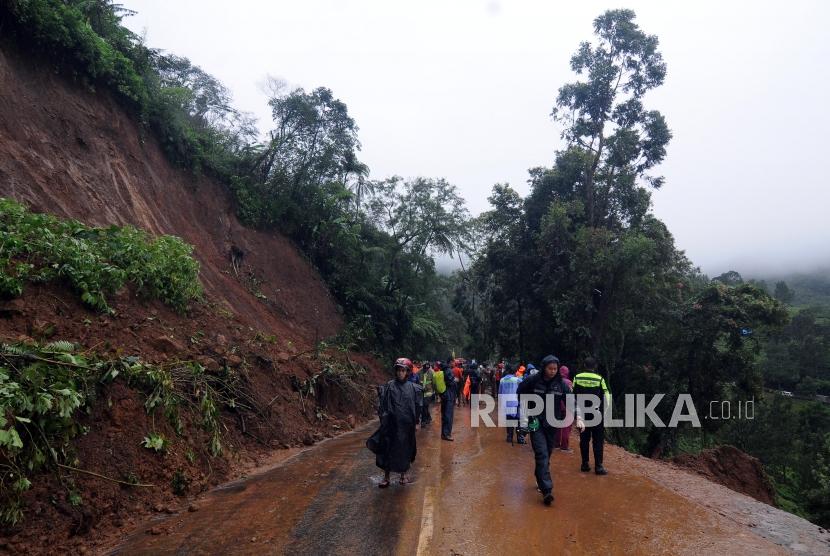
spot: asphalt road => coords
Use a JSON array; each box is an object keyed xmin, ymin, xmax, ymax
[{"xmin": 110, "ymin": 403, "xmax": 791, "ymax": 555}]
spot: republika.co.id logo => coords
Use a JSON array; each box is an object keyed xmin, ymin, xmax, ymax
[{"xmin": 468, "ymin": 394, "xmax": 755, "ymax": 428}]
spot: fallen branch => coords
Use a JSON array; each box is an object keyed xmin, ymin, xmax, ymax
[
  {"xmin": 266, "ymin": 393, "xmax": 281, "ymax": 408},
  {"xmin": 289, "ymin": 348, "xmax": 316, "ymax": 361},
  {"xmin": 56, "ymin": 463, "xmax": 155, "ymax": 488},
  {"xmin": 0, "ymin": 352, "xmax": 91, "ymax": 370}
]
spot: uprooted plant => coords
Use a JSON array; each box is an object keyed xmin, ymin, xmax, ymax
[
  {"xmin": 0, "ymin": 341, "xmax": 253, "ymax": 525},
  {"xmin": 292, "ymin": 350, "xmax": 374, "ymax": 415}
]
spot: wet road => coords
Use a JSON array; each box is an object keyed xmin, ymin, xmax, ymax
[{"xmin": 111, "ymin": 404, "xmax": 787, "ymax": 555}]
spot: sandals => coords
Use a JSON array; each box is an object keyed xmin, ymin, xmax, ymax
[{"xmin": 379, "ymin": 475, "xmax": 412, "ymax": 487}]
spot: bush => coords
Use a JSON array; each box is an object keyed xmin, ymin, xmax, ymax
[{"xmin": 0, "ymin": 198, "xmax": 201, "ymax": 312}]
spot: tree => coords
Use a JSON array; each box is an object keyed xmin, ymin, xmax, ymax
[
  {"xmin": 552, "ymin": 9, "xmax": 670, "ymax": 228},
  {"xmin": 368, "ymin": 177, "xmax": 470, "ymax": 260},
  {"xmin": 713, "ymin": 270, "xmax": 744, "ymax": 286},
  {"xmin": 253, "ymin": 86, "xmax": 362, "ymax": 188},
  {"xmin": 469, "ymin": 184, "xmax": 537, "ymax": 360},
  {"xmin": 233, "ymin": 86, "xmax": 365, "ymax": 239},
  {"xmin": 774, "ymin": 280, "xmax": 795, "ymax": 304}
]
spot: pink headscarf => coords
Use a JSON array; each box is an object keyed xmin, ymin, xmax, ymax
[{"xmin": 560, "ymin": 366, "xmax": 573, "ymax": 388}]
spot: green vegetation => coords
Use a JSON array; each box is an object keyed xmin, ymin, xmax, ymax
[
  {"xmin": 0, "ymin": 198, "xmax": 201, "ymax": 312},
  {"xmin": 707, "ymin": 270, "xmax": 830, "ymax": 396},
  {"xmin": 0, "ymin": 341, "xmax": 248, "ymax": 525},
  {"xmin": 718, "ymin": 394, "xmax": 830, "ymax": 525},
  {"xmin": 141, "ymin": 432, "xmax": 167, "ymax": 452},
  {"xmin": 698, "ymin": 270, "xmax": 830, "ymax": 524},
  {"xmin": 778, "ymin": 272, "xmax": 830, "ymax": 308}
]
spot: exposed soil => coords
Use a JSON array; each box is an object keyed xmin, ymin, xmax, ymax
[
  {"xmin": 0, "ymin": 45, "xmax": 339, "ymax": 344},
  {"xmin": 673, "ymin": 445, "xmax": 776, "ymax": 505},
  {"xmin": 0, "ymin": 44, "xmax": 386, "ymax": 554},
  {"xmin": 0, "ymin": 283, "xmax": 384, "ymax": 555}
]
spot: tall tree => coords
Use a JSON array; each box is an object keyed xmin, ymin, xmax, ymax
[
  {"xmin": 552, "ymin": 9, "xmax": 670, "ymax": 228},
  {"xmin": 255, "ymin": 86, "xmax": 362, "ymax": 189}
]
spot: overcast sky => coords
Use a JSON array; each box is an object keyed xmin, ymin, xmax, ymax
[{"xmin": 123, "ymin": 0, "xmax": 829, "ymax": 277}]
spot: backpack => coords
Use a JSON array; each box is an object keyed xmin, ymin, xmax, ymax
[{"xmin": 433, "ymin": 368, "xmax": 447, "ymax": 394}]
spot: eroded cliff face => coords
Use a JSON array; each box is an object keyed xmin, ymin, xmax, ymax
[
  {"xmin": 0, "ymin": 46, "xmax": 341, "ymax": 343},
  {"xmin": 0, "ymin": 45, "xmax": 383, "ymax": 555}
]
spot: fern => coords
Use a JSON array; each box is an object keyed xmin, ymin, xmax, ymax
[
  {"xmin": 43, "ymin": 340, "xmax": 75, "ymax": 353},
  {"xmin": 411, "ymin": 314, "xmax": 444, "ymax": 343},
  {"xmin": 1, "ymin": 344, "xmax": 27, "ymax": 356}
]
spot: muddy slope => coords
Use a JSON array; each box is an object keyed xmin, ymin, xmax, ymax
[
  {"xmin": 0, "ymin": 46, "xmax": 340, "ymax": 343},
  {"xmin": 673, "ymin": 445, "xmax": 776, "ymax": 505},
  {"xmin": 0, "ymin": 45, "xmax": 386, "ymax": 555}
]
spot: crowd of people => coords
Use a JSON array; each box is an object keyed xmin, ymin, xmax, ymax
[{"xmin": 368, "ymin": 355, "xmax": 611, "ymax": 505}]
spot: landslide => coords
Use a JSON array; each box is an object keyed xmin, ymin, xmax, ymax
[
  {"xmin": 673, "ymin": 445, "xmax": 776, "ymax": 505},
  {"xmin": 0, "ymin": 46, "xmax": 337, "ymax": 343},
  {"xmin": 0, "ymin": 45, "xmax": 383, "ymax": 554}
]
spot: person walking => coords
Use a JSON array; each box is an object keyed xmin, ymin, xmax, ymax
[
  {"xmin": 556, "ymin": 365, "xmax": 574, "ymax": 452},
  {"xmin": 408, "ymin": 361, "xmax": 421, "ymax": 384},
  {"xmin": 452, "ymin": 361, "xmax": 464, "ymax": 407},
  {"xmin": 498, "ymin": 365, "xmax": 524, "ymax": 444},
  {"xmin": 419, "ymin": 361, "xmax": 435, "ymax": 427},
  {"xmin": 481, "ymin": 364, "xmax": 493, "ymax": 400},
  {"xmin": 573, "ymin": 357, "xmax": 610, "ymax": 475},
  {"xmin": 493, "ymin": 362, "xmax": 504, "ymax": 399},
  {"xmin": 518, "ymin": 355, "xmax": 584, "ymax": 505},
  {"xmin": 435, "ymin": 362, "xmax": 456, "ymax": 441},
  {"xmin": 374, "ymin": 358, "xmax": 422, "ymax": 488},
  {"xmin": 469, "ymin": 363, "xmax": 482, "ymax": 401},
  {"xmin": 462, "ymin": 374, "xmax": 471, "ymax": 404}
]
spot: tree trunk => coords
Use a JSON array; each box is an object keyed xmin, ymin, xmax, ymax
[
  {"xmin": 517, "ymin": 297, "xmax": 525, "ymax": 362},
  {"xmin": 585, "ymin": 133, "xmax": 605, "ymax": 227}
]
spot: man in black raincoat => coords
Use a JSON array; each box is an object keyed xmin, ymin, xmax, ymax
[
  {"xmin": 373, "ymin": 358, "xmax": 422, "ymax": 487},
  {"xmin": 517, "ymin": 355, "xmax": 584, "ymax": 505}
]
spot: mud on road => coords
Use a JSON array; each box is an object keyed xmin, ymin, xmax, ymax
[{"xmin": 109, "ymin": 405, "xmax": 830, "ymax": 555}]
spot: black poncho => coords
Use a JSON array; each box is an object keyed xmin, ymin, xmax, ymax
[{"xmin": 373, "ymin": 379, "xmax": 422, "ymax": 473}]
